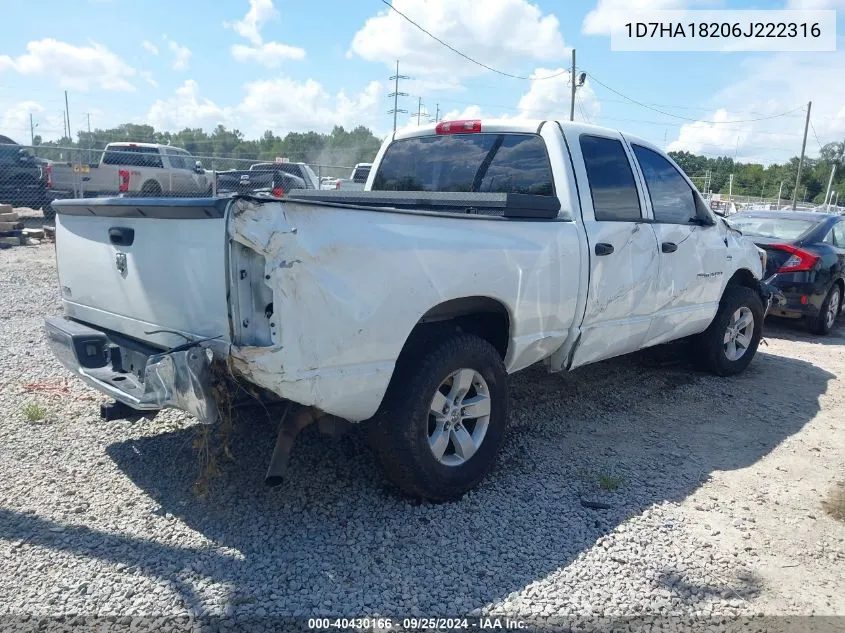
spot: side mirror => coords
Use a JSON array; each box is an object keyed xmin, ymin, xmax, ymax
[
  {"xmin": 18, "ymin": 148, "xmax": 30, "ymax": 161},
  {"xmin": 195, "ymin": 160, "xmax": 204, "ymax": 174},
  {"xmin": 712, "ymin": 208, "xmax": 726, "ymax": 218}
]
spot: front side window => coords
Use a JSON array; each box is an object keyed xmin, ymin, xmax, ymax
[
  {"xmin": 579, "ymin": 135, "xmax": 641, "ymax": 221},
  {"xmin": 632, "ymin": 144, "xmax": 697, "ymax": 224},
  {"xmin": 372, "ymin": 133, "xmax": 554, "ymax": 196}
]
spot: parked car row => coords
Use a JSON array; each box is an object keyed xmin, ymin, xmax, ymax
[{"xmin": 727, "ymin": 210, "xmax": 845, "ymax": 335}]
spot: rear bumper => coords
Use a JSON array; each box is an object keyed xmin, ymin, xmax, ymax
[
  {"xmin": 44, "ymin": 316, "xmax": 218, "ymax": 423},
  {"xmin": 763, "ymin": 276, "xmax": 825, "ymax": 319}
]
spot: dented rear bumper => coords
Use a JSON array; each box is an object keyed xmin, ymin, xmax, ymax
[{"xmin": 44, "ymin": 316, "xmax": 218, "ymax": 424}]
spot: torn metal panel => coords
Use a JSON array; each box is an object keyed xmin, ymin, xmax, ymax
[
  {"xmin": 143, "ymin": 348, "xmax": 218, "ymax": 424},
  {"xmin": 226, "ymin": 198, "xmax": 583, "ymax": 422}
]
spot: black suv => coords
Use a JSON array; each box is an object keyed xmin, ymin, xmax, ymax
[{"xmin": 0, "ymin": 135, "xmax": 48, "ymax": 211}]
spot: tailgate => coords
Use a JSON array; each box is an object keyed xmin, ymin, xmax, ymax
[{"xmin": 52, "ymin": 197, "xmax": 232, "ymax": 349}]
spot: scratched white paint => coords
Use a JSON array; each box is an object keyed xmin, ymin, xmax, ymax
[{"xmin": 52, "ymin": 120, "xmax": 765, "ymax": 425}]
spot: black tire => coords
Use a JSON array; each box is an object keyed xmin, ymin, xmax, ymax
[
  {"xmin": 693, "ymin": 285, "xmax": 764, "ymax": 377},
  {"xmin": 369, "ymin": 333, "xmax": 508, "ymax": 502},
  {"xmin": 42, "ymin": 203, "xmax": 55, "ymax": 223},
  {"xmin": 808, "ymin": 284, "xmax": 841, "ymax": 335},
  {"xmin": 140, "ymin": 181, "xmax": 162, "ymax": 197}
]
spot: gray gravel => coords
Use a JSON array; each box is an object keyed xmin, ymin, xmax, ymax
[{"xmin": 1, "ymin": 243, "xmax": 843, "ymax": 627}]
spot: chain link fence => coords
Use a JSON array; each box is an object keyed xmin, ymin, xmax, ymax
[{"xmin": 0, "ymin": 142, "xmax": 361, "ymax": 220}]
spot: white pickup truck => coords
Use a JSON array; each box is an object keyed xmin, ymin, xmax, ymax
[{"xmin": 46, "ymin": 119, "xmax": 772, "ymax": 501}]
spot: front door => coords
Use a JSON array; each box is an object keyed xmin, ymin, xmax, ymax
[
  {"xmin": 561, "ymin": 129, "xmax": 661, "ymax": 369},
  {"xmin": 627, "ymin": 141, "xmax": 728, "ymax": 346}
]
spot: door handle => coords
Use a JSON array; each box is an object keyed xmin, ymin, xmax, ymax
[
  {"xmin": 594, "ymin": 242, "xmax": 614, "ymax": 256},
  {"xmin": 108, "ymin": 227, "xmax": 135, "ymax": 247},
  {"xmin": 661, "ymin": 242, "xmax": 678, "ymax": 253}
]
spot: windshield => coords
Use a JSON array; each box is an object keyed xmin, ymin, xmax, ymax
[
  {"xmin": 728, "ymin": 216, "xmax": 817, "ymax": 240},
  {"xmin": 371, "ymin": 133, "xmax": 555, "ymax": 196}
]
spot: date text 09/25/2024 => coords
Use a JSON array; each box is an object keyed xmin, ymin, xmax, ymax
[{"xmin": 307, "ymin": 617, "xmax": 527, "ymax": 630}]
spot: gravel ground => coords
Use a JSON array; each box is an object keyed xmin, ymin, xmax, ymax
[{"xmin": 0, "ymin": 243, "xmax": 843, "ymax": 629}]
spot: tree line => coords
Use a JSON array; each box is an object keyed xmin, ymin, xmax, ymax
[
  {"xmin": 20, "ymin": 122, "xmax": 845, "ymax": 203},
  {"xmin": 669, "ymin": 140, "xmax": 845, "ymax": 205},
  {"xmin": 29, "ymin": 123, "xmax": 384, "ymax": 172}
]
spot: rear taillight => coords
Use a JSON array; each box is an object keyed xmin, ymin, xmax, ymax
[
  {"xmin": 772, "ymin": 244, "xmax": 819, "ymax": 273},
  {"xmin": 45, "ymin": 164, "xmax": 52, "ymax": 189},
  {"xmin": 118, "ymin": 169, "xmax": 130, "ymax": 193},
  {"xmin": 335, "ymin": 180, "xmax": 340, "ymax": 189},
  {"xmin": 435, "ymin": 119, "xmax": 482, "ymax": 135},
  {"xmin": 272, "ymin": 186, "xmax": 284, "ymax": 198}
]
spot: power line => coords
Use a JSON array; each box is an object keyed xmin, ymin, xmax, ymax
[
  {"xmin": 377, "ymin": 0, "xmax": 567, "ymax": 81},
  {"xmin": 585, "ymin": 72, "xmax": 806, "ymax": 124},
  {"xmin": 809, "ymin": 119, "xmax": 825, "ymax": 152}
]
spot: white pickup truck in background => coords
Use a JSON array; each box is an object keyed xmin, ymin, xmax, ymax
[
  {"xmin": 334, "ymin": 162, "xmax": 372, "ymax": 191},
  {"xmin": 45, "ymin": 142, "xmax": 210, "ymax": 216},
  {"xmin": 46, "ymin": 119, "xmax": 772, "ymax": 501}
]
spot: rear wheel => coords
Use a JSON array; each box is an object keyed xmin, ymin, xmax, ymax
[
  {"xmin": 369, "ymin": 333, "xmax": 508, "ymax": 502},
  {"xmin": 140, "ymin": 180, "xmax": 162, "ymax": 197},
  {"xmin": 809, "ymin": 284, "xmax": 841, "ymax": 335},
  {"xmin": 693, "ymin": 286, "xmax": 763, "ymax": 376}
]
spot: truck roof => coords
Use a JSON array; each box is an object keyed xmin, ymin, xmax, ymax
[
  {"xmin": 390, "ymin": 118, "xmax": 663, "ymax": 160},
  {"xmin": 105, "ymin": 142, "xmax": 187, "ymax": 151}
]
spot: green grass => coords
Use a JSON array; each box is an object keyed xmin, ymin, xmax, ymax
[
  {"xmin": 822, "ymin": 481, "xmax": 845, "ymax": 523},
  {"xmin": 597, "ymin": 473, "xmax": 624, "ymax": 491},
  {"xmin": 22, "ymin": 402, "xmax": 48, "ymax": 423}
]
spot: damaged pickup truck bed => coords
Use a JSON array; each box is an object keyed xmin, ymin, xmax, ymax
[{"xmin": 46, "ymin": 119, "xmax": 773, "ymax": 501}]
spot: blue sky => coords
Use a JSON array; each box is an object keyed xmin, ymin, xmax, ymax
[{"xmin": 1, "ymin": 0, "xmax": 843, "ymax": 165}]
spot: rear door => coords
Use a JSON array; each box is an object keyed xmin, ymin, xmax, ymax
[
  {"xmin": 627, "ymin": 141, "xmax": 728, "ymax": 346},
  {"xmin": 560, "ymin": 128, "xmax": 661, "ymax": 368}
]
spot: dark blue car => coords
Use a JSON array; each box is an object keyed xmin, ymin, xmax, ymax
[{"xmin": 729, "ymin": 210, "xmax": 845, "ymax": 335}]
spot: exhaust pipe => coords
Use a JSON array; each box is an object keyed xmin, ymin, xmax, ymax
[{"xmin": 265, "ymin": 406, "xmax": 320, "ymax": 487}]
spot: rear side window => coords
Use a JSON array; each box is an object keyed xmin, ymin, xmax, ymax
[
  {"xmin": 103, "ymin": 146, "xmax": 163, "ymax": 169},
  {"xmin": 834, "ymin": 221, "xmax": 845, "ymax": 247},
  {"xmin": 579, "ymin": 135, "xmax": 641, "ymax": 221},
  {"xmin": 352, "ymin": 165, "xmax": 371, "ymax": 183},
  {"xmin": 371, "ymin": 133, "xmax": 554, "ymax": 196},
  {"xmin": 632, "ymin": 144, "xmax": 697, "ymax": 224}
]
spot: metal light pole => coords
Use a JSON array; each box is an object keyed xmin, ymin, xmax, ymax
[{"xmin": 792, "ymin": 101, "xmax": 812, "ymax": 210}]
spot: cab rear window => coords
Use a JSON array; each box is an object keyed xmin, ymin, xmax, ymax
[{"xmin": 371, "ymin": 133, "xmax": 555, "ymax": 196}]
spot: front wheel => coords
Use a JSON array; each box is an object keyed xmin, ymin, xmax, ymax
[
  {"xmin": 693, "ymin": 286, "xmax": 764, "ymax": 376},
  {"xmin": 369, "ymin": 333, "xmax": 509, "ymax": 502}
]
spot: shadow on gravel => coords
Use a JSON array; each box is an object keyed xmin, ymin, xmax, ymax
[
  {"xmin": 763, "ymin": 316, "xmax": 845, "ymax": 346},
  {"xmin": 1, "ymin": 346, "xmax": 835, "ymax": 620}
]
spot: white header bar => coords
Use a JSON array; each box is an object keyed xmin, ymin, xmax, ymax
[{"xmin": 610, "ymin": 10, "xmax": 837, "ymax": 52}]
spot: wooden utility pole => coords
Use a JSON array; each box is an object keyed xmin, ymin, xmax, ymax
[
  {"xmin": 792, "ymin": 101, "xmax": 811, "ymax": 210},
  {"xmin": 777, "ymin": 180, "xmax": 784, "ymax": 208},
  {"xmin": 569, "ymin": 49, "xmax": 576, "ymax": 122}
]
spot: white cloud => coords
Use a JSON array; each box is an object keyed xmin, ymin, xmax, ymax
[
  {"xmin": 140, "ymin": 71, "xmax": 158, "ymax": 88},
  {"xmin": 582, "ymin": 0, "xmax": 714, "ymax": 35},
  {"xmin": 225, "ymin": 0, "xmax": 278, "ymax": 46},
  {"xmin": 0, "ymin": 38, "xmax": 135, "ymax": 91},
  {"xmin": 668, "ymin": 52, "xmax": 845, "ymax": 164},
  {"xmin": 165, "ymin": 38, "xmax": 192, "ymax": 71},
  {"xmin": 147, "ymin": 80, "xmax": 229, "ymax": 131},
  {"xmin": 145, "ymin": 78, "xmax": 384, "ymax": 137},
  {"xmin": 231, "ymin": 41, "xmax": 306, "ymax": 67},
  {"xmin": 237, "ymin": 78, "xmax": 383, "ymax": 133},
  {"xmin": 516, "ymin": 68, "xmax": 601, "ymax": 122},
  {"xmin": 1, "ymin": 101, "xmax": 45, "ymax": 139},
  {"xmin": 349, "ymin": 0, "xmax": 567, "ymax": 78},
  {"xmin": 142, "ymin": 40, "xmax": 159, "ymax": 55}
]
